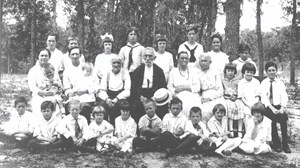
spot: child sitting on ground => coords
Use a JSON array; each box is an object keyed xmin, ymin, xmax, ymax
[
  {"xmin": 28, "ymin": 101, "xmax": 63, "ymax": 152},
  {"xmin": 89, "ymin": 106, "xmax": 114, "ymax": 153},
  {"xmin": 152, "ymin": 98, "xmax": 198, "ymax": 158},
  {"xmin": 239, "ymin": 102, "xmax": 272, "ymax": 154},
  {"xmin": 3, "ymin": 97, "xmax": 33, "ymax": 148},
  {"xmin": 57, "ymin": 99, "xmax": 91, "ymax": 151},
  {"xmin": 111, "ymin": 99, "xmax": 137, "ymax": 157},
  {"xmin": 132, "ymin": 99, "xmax": 162, "ymax": 152},
  {"xmin": 189, "ymin": 107, "xmax": 216, "ymax": 155}
]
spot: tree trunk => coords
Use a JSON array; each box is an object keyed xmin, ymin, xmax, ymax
[
  {"xmin": 256, "ymin": 0, "xmax": 264, "ymax": 76},
  {"xmin": 52, "ymin": 0, "xmax": 57, "ymax": 29},
  {"xmin": 30, "ymin": 0, "xmax": 37, "ymax": 69},
  {"xmin": 77, "ymin": 0, "xmax": 85, "ymax": 60},
  {"xmin": 206, "ymin": 0, "xmax": 218, "ymax": 51},
  {"xmin": 0, "ymin": 0, "xmax": 3, "ymax": 79},
  {"xmin": 290, "ymin": 0, "xmax": 297, "ymax": 85},
  {"xmin": 224, "ymin": 0, "xmax": 242, "ymax": 62}
]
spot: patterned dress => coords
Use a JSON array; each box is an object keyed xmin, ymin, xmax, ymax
[{"xmin": 222, "ymin": 77, "xmax": 244, "ymax": 120}]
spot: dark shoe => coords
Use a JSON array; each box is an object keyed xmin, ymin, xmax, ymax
[
  {"xmin": 283, "ymin": 143, "xmax": 291, "ymax": 153},
  {"xmin": 274, "ymin": 146, "xmax": 282, "ymax": 153},
  {"xmin": 213, "ymin": 151, "xmax": 224, "ymax": 158},
  {"xmin": 222, "ymin": 150, "xmax": 232, "ymax": 156},
  {"xmin": 203, "ymin": 142, "xmax": 217, "ymax": 156}
]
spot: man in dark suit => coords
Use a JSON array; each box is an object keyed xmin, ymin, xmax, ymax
[{"xmin": 130, "ymin": 47, "xmax": 167, "ymax": 123}]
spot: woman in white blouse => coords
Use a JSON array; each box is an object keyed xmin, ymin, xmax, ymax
[{"xmin": 167, "ymin": 51, "xmax": 201, "ymax": 118}]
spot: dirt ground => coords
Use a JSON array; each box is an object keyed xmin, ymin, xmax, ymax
[{"xmin": 0, "ymin": 74, "xmax": 300, "ymax": 168}]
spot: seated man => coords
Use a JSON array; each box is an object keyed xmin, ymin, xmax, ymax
[
  {"xmin": 152, "ymin": 98, "xmax": 198, "ymax": 158},
  {"xmin": 132, "ymin": 99, "xmax": 162, "ymax": 152},
  {"xmin": 98, "ymin": 55, "xmax": 131, "ymax": 126},
  {"xmin": 130, "ymin": 47, "xmax": 166, "ymax": 123}
]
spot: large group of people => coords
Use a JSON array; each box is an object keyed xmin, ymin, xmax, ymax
[{"xmin": 2, "ymin": 26, "xmax": 291, "ymax": 158}]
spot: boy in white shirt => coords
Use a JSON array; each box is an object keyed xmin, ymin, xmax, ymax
[
  {"xmin": 132, "ymin": 99, "xmax": 162, "ymax": 152},
  {"xmin": 152, "ymin": 98, "xmax": 198, "ymax": 158},
  {"xmin": 89, "ymin": 106, "xmax": 114, "ymax": 153},
  {"xmin": 189, "ymin": 107, "xmax": 216, "ymax": 155},
  {"xmin": 3, "ymin": 97, "xmax": 33, "ymax": 148},
  {"xmin": 28, "ymin": 101, "xmax": 63, "ymax": 152},
  {"xmin": 111, "ymin": 99, "xmax": 137, "ymax": 157},
  {"xmin": 57, "ymin": 99, "xmax": 90, "ymax": 151}
]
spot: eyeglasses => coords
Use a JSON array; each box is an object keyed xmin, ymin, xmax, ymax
[
  {"xmin": 144, "ymin": 54, "xmax": 154, "ymax": 58},
  {"xmin": 180, "ymin": 57, "xmax": 189, "ymax": 61}
]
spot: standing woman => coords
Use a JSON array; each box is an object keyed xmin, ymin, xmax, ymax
[
  {"xmin": 178, "ymin": 25, "xmax": 204, "ymax": 68},
  {"xmin": 119, "ymin": 27, "xmax": 145, "ymax": 73},
  {"xmin": 94, "ymin": 33, "xmax": 117, "ymax": 81},
  {"xmin": 28, "ymin": 49, "xmax": 60, "ymax": 118},
  {"xmin": 154, "ymin": 34, "xmax": 174, "ymax": 82},
  {"xmin": 207, "ymin": 33, "xmax": 229, "ymax": 75},
  {"xmin": 167, "ymin": 51, "xmax": 201, "ymax": 118}
]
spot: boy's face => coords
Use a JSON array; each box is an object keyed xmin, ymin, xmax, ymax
[
  {"xmin": 47, "ymin": 36, "xmax": 56, "ymax": 50},
  {"xmin": 94, "ymin": 113, "xmax": 104, "ymax": 123},
  {"xmin": 239, "ymin": 51, "xmax": 250, "ymax": 61},
  {"xmin": 15, "ymin": 102, "xmax": 26, "ymax": 116},
  {"xmin": 214, "ymin": 110, "xmax": 225, "ymax": 121},
  {"xmin": 144, "ymin": 102, "xmax": 156, "ymax": 119},
  {"xmin": 170, "ymin": 103, "xmax": 182, "ymax": 117},
  {"xmin": 244, "ymin": 70, "xmax": 254, "ymax": 81},
  {"xmin": 121, "ymin": 109, "xmax": 130, "ymax": 120},
  {"xmin": 68, "ymin": 40, "xmax": 79, "ymax": 49},
  {"xmin": 266, "ymin": 66, "xmax": 277, "ymax": 80},
  {"xmin": 225, "ymin": 69, "xmax": 235, "ymax": 79},
  {"xmin": 69, "ymin": 104, "xmax": 81, "ymax": 119},
  {"xmin": 41, "ymin": 108, "xmax": 53, "ymax": 121},
  {"xmin": 190, "ymin": 111, "xmax": 201, "ymax": 124}
]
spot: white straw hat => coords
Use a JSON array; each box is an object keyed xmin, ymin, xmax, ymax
[{"xmin": 153, "ymin": 88, "xmax": 172, "ymax": 106}]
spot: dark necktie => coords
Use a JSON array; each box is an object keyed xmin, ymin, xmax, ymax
[
  {"xmin": 269, "ymin": 80, "xmax": 274, "ymax": 105},
  {"xmin": 75, "ymin": 118, "xmax": 81, "ymax": 138},
  {"xmin": 184, "ymin": 44, "xmax": 198, "ymax": 62},
  {"xmin": 193, "ymin": 123, "xmax": 201, "ymax": 131},
  {"xmin": 127, "ymin": 45, "xmax": 139, "ymax": 70},
  {"xmin": 148, "ymin": 119, "xmax": 152, "ymax": 129}
]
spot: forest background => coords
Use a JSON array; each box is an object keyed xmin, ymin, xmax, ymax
[{"xmin": 0, "ymin": 0, "xmax": 299, "ymax": 84}]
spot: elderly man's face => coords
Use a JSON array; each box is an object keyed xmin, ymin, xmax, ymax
[
  {"xmin": 199, "ymin": 56, "xmax": 211, "ymax": 70},
  {"xmin": 111, "ymin": 58, "xmax": 122, "ymax": 74},
  {"xmin": 143, "ymin": 49, "xmax": 155, "ymax": 67}
]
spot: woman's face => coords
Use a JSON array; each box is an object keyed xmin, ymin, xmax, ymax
[
  {"xmin": 103, "ymin": 42, "xmax": 112, "ymax": 53},
  {"xmin": 128, "ymin": 31, "xmax": 137, "ymax": 44},
  {"xmin": 187, "ymin": 30, "xmax": 197, "ymax": 43},
  {"xmin": 69, "ymin": 48, "xmax": 80, "ymax": 66},
  {"xmin": 178, "ymin": 53, "xmax": 189, "ymax": 67},
  {"xmin": 38, "ymin": 50, "xmax": 50, "ymax": 66},
  {"xmin": 212, "ymin": 37, "xmax": 221, "ymax": 52},
  {"xmin": 157, "ymin": 41, "xmax": 166, "ymax": 52}
]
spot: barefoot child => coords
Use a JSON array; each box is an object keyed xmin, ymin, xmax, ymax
[{"xmin": 89, "ymin": 106, "xmax": 114, "ymax": 152}]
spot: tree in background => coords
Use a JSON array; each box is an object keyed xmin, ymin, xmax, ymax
[
  {"xmin": 256, "ymin": 0, "xmax": 264, "ymax": 76},
  {"xmin": 223, "ymin": 0, "xmax": 242, "ymax": 62}
]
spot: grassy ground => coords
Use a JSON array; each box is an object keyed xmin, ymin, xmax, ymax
[{"xmin": 0, "ymin": 74, "xmax": 300, "ymax": 168}]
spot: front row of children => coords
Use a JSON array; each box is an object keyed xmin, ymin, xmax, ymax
[{"xmin": 3, "ymin": 93, "xmax": 276, "ymax": 158}]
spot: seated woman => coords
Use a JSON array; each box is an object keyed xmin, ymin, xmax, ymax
[
  {"xmin": 239, "ymin": 102, "xmax": 272, "ymax": 154},
  {"xmin": 207, "ymin": 104, "xmax": 242, "ymax": 157},
  {"xmin": 167, "ymin": 51, "xmax": 201, "ymax": 118},
  {"xmin": 98, "ymin": 55, "xmax": 131, "ymax": 126},
  {"xmin": 196, "ymin": 53, "xmax": 226, "ymax": 123}
]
